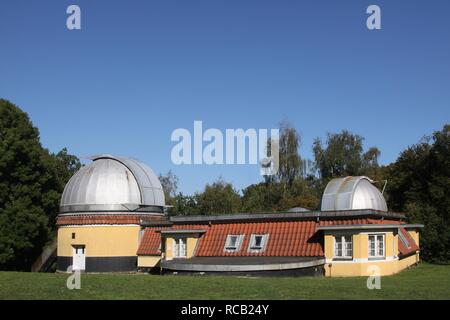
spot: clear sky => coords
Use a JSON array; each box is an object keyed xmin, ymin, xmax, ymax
[{"xmin": 1, "ymin": 0, "xmax": 449, "ymax": 195}]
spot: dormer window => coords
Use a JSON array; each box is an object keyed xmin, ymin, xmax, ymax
[
  {"xmin": 399, "ymin": 231, "xmax": 411, "ymax": 249},
  {"xmin": 224, "ymin": 235, "xmax": 244, "ymax": 252},
  {"xmin": 248, "ymin": 234, "xmax": 269, "ymax": 253}
]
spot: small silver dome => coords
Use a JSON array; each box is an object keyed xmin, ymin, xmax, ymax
[
  {"xmin": 60, "ymin": 155, "xmax": 165, "ymax": 214},
  {"xmin": 321, "ymin": 176, "xmax": 387, "ymax": 212}
]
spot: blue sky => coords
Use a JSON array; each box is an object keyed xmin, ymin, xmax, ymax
[{"xmin": 1, "ymin": 0, "xmax": 449, "ymax": 195}]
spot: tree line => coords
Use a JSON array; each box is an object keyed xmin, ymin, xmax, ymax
[
  {"xmin": 162, "ymin": 123, "xmax": 384, "ymax": 215},
  {"xmin": 1, "ymin": 98, "xmax": 448, "ymax": 270},
  {"xmin": 0, "ymin": 99, "xmax": 81, "ymax": 270}
]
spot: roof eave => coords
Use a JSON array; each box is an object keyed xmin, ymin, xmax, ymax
[
  {"xmin": 169, "ymin": 209, "xmax": 406, "ymax": 224},
  {"xmin": 159, "ymin": 229, "xmax": 207, "ymax": 235}
]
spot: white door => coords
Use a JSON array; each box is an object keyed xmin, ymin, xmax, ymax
[{"xmin": 72, "ymin": 245, "xmax": 86, "ymax": 271}]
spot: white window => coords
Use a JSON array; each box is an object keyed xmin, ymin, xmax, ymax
[
  {"xmin": 224, "ymin": 234, "xmax": 244, "ymax": 252},
  {"xmin": 248, "ymin": 234, "xmax": 269, "ymax": 253},
  {"xmin": 368, "ymin": 234, "xmax": 385, "ymax": 259},
  {"xmin": 173, "ymin": 238, "xmax": 187, "ymax": 258},
  {"xmin": 334, "ymin": 235, "xmax": 353, "ymax": 259},
  {"xmin": 74, "ymin": 246, "xmax": 85, "ymax": 255}
]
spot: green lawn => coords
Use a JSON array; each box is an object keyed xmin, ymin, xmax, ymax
[{"xmin": 0, "ymin": 263, "xmax": 449, "ymax": 299}]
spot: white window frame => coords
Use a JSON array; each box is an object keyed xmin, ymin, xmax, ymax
[
  {"xmin": 224, "ymin": 234, "xmax": 244, "ymax": 252},
  {"xmin": 248, "ymin": 234, "xmax": 269, "ymax": 253},
  {"xmin": 334, "ymin": 235, "xmax": 353, "ymax": 259},
  {"xmin": 368, "ymin": 233, "xmax": 385, "ymax": 260},
  {"xmin": 173, "ymin": 237, "xmax": 187, "ymax": 258}
]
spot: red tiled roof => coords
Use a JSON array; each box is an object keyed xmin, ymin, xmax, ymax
[
  {"xmin": 195, "ymin": 221, "xmax": 323, "ymax": 257},
  {"xmin": 318, "ymin": 218, "xmax": 404, "ymax": 226},
  {"xmin": 398, "ymin": 227, "xmax": 419, "ymax": 257},
  {"xmin": 136, "ymin": 218, "xmax": 408, "ymax": 257},
  {"xmin": 137, "ymin": 228, "xmax": 161, "ymax": 255},
  {"xmin": 138, "ymin": 220, "xmax": 324, "ymax": 257},
  {"xmin": 368, "ymin": 219, "xmax": 404, "ymax": 225},
  {"xmin": 56, "ymin": 214, "xmax": 165, "ymax": 226}
]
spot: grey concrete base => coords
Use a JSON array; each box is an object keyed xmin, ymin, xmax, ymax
[
  {"xmin": 161, "ymin": 256, "xmax": 325, "ymax": 276},
  {"xmin": 163, "ymin": 266, "xmax": 324, "ymax": 277}
]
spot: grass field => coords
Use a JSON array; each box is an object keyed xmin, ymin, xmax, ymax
[{"xmin": 0, "ymin": 263, "xmax": 449, "ymax": 299}]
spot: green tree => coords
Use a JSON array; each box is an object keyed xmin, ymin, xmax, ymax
[
  {"xmin": 0, "ymin": 99, "xmax": 78, "ymax": 270},
  {"xmin": 241, "ymin": 182, "xmax": 283, "ymax": 212},
  {"xmin": 276, "ymin": 122, "xmax": 302, "ymax": 186},
  {"xmin": 195, "ymin": 178, "xmax": 242, "ymax": 215},
  {"xmin": 54, "ymin": 147, "xmax": 81, "ymax": 182},
  {"xmin": 241, "ymin": 177, "xmax": 321, "ymax": 213},
  {"xmin": 159, "ymin": 170, "xmax": 179, "ymax": 205},
  {"xmin": 277, "ymin": 178, "xmax": 321, "ymax": 211},
  {"xmin": 246, "ymin": 122, "xmax": 319, "ymax": 213},
  {"xmin": 385, "ymin": 125, "xmax": 450, "ymax": 263},
  {"xmin": 313, "ymin": 130, "xmax": 380, "ymax": 180},
  {"xmin": 45, "ymin": 148, "xmax": 82, "ymax": 226},
  {"xmin": 168, "ymin": 193, "xmax": 199, "ymax": 216}
]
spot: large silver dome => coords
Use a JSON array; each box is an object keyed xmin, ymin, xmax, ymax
[
  {"xmin": 321, "ymin": 176, "xmax": 387, "ymax": 212},
  {"xmin": 60, "ymin": 155, "xmax": 165, "ymax": 214}
]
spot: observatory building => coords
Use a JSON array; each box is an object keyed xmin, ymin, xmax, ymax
[
  {"xmin": 57, "ymin": 155, "xmax": 166, "ymax": 272},
  {"xmin": 56, "ymin": 156, "xmax": 422, "ymax": 276}
]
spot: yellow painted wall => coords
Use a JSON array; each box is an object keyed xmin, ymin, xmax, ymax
[
  {"xmin": 324, "ymin": 230, "xmax": 418, "ymax": 277},
  {"xmin": 408, "ymin": 230, "xmax": 419, "ymax": 247},
  {"xmin": 325, "ymin": 259, "xmax": 401, "ymax": 277},
  {"xmin": 187, "ymin": 237, "xmax": 198, "ymax": 257},
  {"xmin": 354, "ymin": 234, "xmax": 367, "ymax": 259},
  {"xmin": 385, "ymin": 232, "xmax": 395, "ymax": 257},
  {"xmin": 137, "ymin": 255, "xmax": 161, "ymax": 268},
  {"xmin": 165, "ymin": 237, "xmax": 173, "ymax": 259},
  {"xmin": 57, "ymin": 225, "xmax": 140, "ymax": 257},
  {"xmin": 393, "ymin": 233, "xmax": 399, "ymax": 257},
  {"xmin": 324, "ymin": 234, "xmax": 334, "ymax": 260},
  {"xmin": 398, "ymin": 253, "xmax": 419, "ymax": 271}
]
